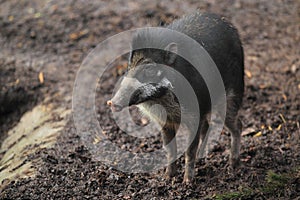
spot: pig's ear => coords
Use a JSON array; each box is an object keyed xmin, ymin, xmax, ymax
[{"xmin": 164, "ymin": 42, "xmax": 178, "ymax": 65}]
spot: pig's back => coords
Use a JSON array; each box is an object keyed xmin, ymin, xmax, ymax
[{"xmin": 167, "ymin": 12, "xmax": 244, "ymax": 97}]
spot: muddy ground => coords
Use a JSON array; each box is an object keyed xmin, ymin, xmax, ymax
[{"xmin": 0, "ymin": 0, "xmax": 299, "ymax": 199}]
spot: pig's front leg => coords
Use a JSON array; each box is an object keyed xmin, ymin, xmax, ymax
[
  {"xmin": 162, "ymin": 126, "xmax": 177, "ymax": 178},
  {"xmin": 184, "ymin": 122, "xmax": 202, "ymax": 183}
]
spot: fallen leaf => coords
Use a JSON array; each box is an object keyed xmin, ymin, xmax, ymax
[
  {"xmin": 39, "ymin": 72, "xmax": 44, "ymax": 84},
  {"xmin": 253, "ymin": 131, "xmax": 262, "ymax": 137},
  {"xmin": 268, "ymin": 126, "xmax": 273, "ymax": 131},
  {"xmin": 279, "ymin": 113, "xmax": 286, "ymax": 123},
  {"xmin": 241, "ymin": 127, "xmax": 256, "ymax": 136},
  {"xmin": 17, "ymin": 42, "xmax": 23, "ymax": 48},
  {"xmin": 139, "ymin": 143, "xmax": 146, "ymax": 148},
  {"xmin": 69, "ymin": 33, "xmax": 79, "ymax": 40},
  {"xmin": 276, "ymin": 124, "xmax": 282, "ymax": 130},
  {"xmin": 247, "ymin": 55, "xmax": 258, "ymax": 61},
  {"xmin": 7, "ymin": 79, "xmax": 20, "ymax": 87},
  {"xmin": 245, "ymin": 69, "xmax": 252, "ymax": 78},
  {"xmin": 259, "ymin": 84, "xmax": 269, "ymax": 89},
  {"xmin": 282, "ymin": 94, "xmax": 287, "ymax": 101},
  {"xmin": 8, "ymin": 15, "xmax": 14, "ymax": 22},
  {"xmin": 34, "ymin": 12, "xmax": 41, "ymax": 18},
  {"xmin": 93, "ymin": 136, "xmax": 101, "ymax": 144},
  {"xmin": 291, "ymin": 64, "xmax": 297, "ymax": 74},
  {"xmin": 69, "ymin": 29, "xmax": 89, "ymax": 40},
  {"xmin": 79, "ymin": 29, "xmax": 89, "ymax": 36}
]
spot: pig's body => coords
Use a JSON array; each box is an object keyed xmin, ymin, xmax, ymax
[
  {"xmin": 168, "ymin": 12, "xmax": 244, "ymax": 105},
  {"xmin": 108, "ymin": 12, "xmax": 244, "ymax": 183}
]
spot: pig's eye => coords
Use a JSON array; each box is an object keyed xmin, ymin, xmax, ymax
[{"xmin": 156, "ymin": 70, "xmax": 162, "ymax": 77}]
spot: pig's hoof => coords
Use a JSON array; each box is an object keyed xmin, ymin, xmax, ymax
[
  {"xmin": 183, "ymin": 176, "xmax": 193, "ymax": 184},
  {"xmin": 183, "ymin": 172, "xmax": 194, "ymax": 184},
  {"xmin": 166, "ymin": 167, "xmax": 177, "ymax": 178},
  {"xmin": 230, "ymin": 157, "xmax": 240, "ymax": 169}
]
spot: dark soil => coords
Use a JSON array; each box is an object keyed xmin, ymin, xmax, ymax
[{"xmin": 0, "ymin": 0, "xmax": 299, "ymax": 199}]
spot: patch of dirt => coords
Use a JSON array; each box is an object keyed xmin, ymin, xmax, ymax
[
  {"xmin": 0, "ymin": 0, "xmax": 299, "ymax": 199},
  {"xmin": 0, "ymin": 53, "xmax": 43, "ymax": 146}
]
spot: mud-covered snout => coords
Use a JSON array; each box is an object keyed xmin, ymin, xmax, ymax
[{"xmin": 107, "ymin": 77, "xmax": 143, "ymax": 112}]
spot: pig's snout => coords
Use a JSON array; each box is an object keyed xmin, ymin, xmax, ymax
[
  {"xmin": 107, "ymin": 100, "xmax": 123, "ymax": 112},
  {"xmin": 107, "ymin": 77, "xmax": 144, "ymax": 112}
]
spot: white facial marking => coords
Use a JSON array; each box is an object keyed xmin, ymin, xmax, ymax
[
  {"xmin": 161, "ymin": 77, "xmax": 173, "ymax": 89},
  {"xmin": 143, "ymin": 84, "xmax": 157, "ymax": 97}
]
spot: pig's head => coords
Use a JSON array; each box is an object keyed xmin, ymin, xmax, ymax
[{"xmin": 107, "ymin": 42, "xmax": 178, "ymax": 112}]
